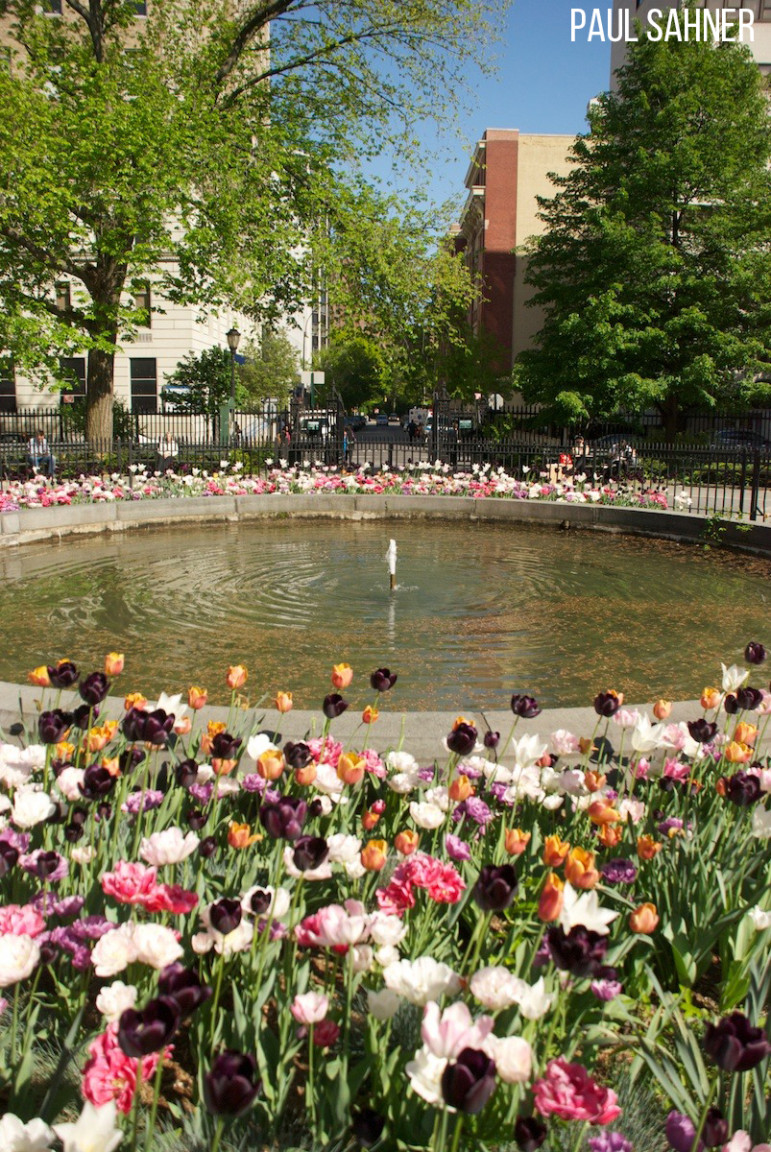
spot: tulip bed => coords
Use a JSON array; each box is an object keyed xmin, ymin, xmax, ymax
[
  {"xmin": 1, "ymin": 651, "xmax": 770, "ymax": 1152},
  {"xmin": 0, "ymin": 462, "xmax": 673, "ymax": 513}
]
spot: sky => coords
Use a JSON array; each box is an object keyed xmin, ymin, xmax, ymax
[{"xmin": 372, "ymin": 0, "xmax": 614, "ymax": 213}]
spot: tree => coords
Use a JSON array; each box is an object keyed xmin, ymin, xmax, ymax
[
  {"xmin": 162, "ymin": 346, "xmax": 242, "ymax": 416},
  {"xmin": 0, "ymin": 0, "xmax": 506, "ymax": 441},
  {"xmin": 316, "ymin": 335, "xmax": 386, "ymax": 411},
  {"xmin": 237, "ymin": 329, "xmax": 299, "ymax": 407},
  {"xmin": 516, "ymin": 22, "xmax": 771, "ymax": 438}
]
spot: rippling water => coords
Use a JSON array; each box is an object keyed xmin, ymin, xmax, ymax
[{"xmin": 1, "ymin": 519, "xmax": 768, "ymax": 709}]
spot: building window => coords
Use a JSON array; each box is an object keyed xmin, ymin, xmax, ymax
[
  {"xmin": 130, "ymin": 357, "xmax": 157, "ymax": 413},
  {"xmin": 44, "ymin": 0, "xmax": 63, "ymax": 13},
  {"xmin": 131, "ymin": 0, "xmax": 148, "ymax": 14},
  {"xmin": 59, "ymin": 357, "xmax": 86, "ymax": 401},
  {"xmin": 135, "ymin": 282, "xmax": 151, "ymax": 328},
  {"xmin": 0, "ymin": 357, "xmax": 16, "ymax": 414},
  {"xmin": 55, "ymin": 282, "xmax": 71, "ymax": 314}
]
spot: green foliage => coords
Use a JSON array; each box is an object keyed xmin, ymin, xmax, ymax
[
  {"xmin": 316, "ymin": 334, "xmax": 386, "ymax": 411},
  {"xmin": 163, "ymin": 346, "xmax": 243, "ymax": 415},
  {"xmin": 237, "ymin": 329, "xmax": 299, "ymax": 408},
  {"xmin": 518, "ymin": 20, "xmax": 771, "ymax": 437}
]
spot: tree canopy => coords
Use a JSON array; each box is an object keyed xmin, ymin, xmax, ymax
[
  {"xmin": 237, "ymin": 329, "xmax": 300, "ymax": 407},
  {"xmin": 515, "ymin": 24, "xmax": 771, "ymax": 437},
  {"xmin": 0, "ymin": 0, "xmax": 503, "ymax": 440}
]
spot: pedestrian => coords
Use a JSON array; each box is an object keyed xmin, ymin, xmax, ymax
[
  {"xmin": 27, "ymin": 429, "xmax": 55, "ymax": 478},
  {"xmin": 408, "ymin": 419, "xmax": 417, "ymax": 443},
  {"xmin": 156, "ymin": 431, "xmax": 179, "ymax": 473}
]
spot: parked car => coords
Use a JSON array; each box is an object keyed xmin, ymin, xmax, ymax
[
  {"xmin": 374, "ymin": 413, "xmax": 389, "ymax": 426},
  {"xmin": 388, "ymin": 413, "xmax": 400, "ymax": 424},
  {"xmin": 344, "ymin": 414, "xmax": 366, "ymax": 432},
  {"xmin": 710, "ymin": 428, "xmax": 771, "ymax": 451}
]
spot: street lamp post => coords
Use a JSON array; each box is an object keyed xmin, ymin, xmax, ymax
[{"xmin": 226, "ymin": 327, "xmax": 241, "ymax": 408}]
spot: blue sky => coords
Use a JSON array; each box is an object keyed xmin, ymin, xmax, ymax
[{"xmin": 373, "ymin": 1, "xmax": 614, "ymax": 212}]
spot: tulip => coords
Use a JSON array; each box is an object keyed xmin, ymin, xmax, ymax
[
  {"xmin": 688, "ymin": 718, "xmax": 718, "ymax": 743},
  {"xmin": 733, "ymin": 721, "xmax": 757, "ymax": 746},
  {"xmin": 511, "ymin": 693, "xmax": 541, "ymax": 719},
  {"xmin": 736, "ymin": 685, "xmax": 763, "ymax": 711},
  {"xmin": 257, "ymin": 748, "xmax": 285, "ymax": 781},
  {"xmin": 361, "ymin": 840, "xmax": 388, "ymax": 871},
  {"xmin": 187, "ymin": 809, "xmax": 207, "ymax": 831},
  {"xmin": 293, "ymin": 835, "xmax": 329, "ymax": 872},
  {"xmin": 362, "ymin": 705, "xmax": 379, "ymax": 724},
  {"xmin": 158, "ymin": 962, "xmax": 213, "ymax": 1018},
  {"xmin": 73, "ymin": 703, "xmax": 98, "ymax": 730},
  {"xmin": 594, "ymin": 690, "xmax": 623, "ymax": 717},
  {"xmin": 702, "ymin": 1107, "xmax": 728, "ymax": 1147},
  {"xmin": 274, "ymin": 691, "xmax": 293, "ymax": 713},
  {"xmin": 723, "ymin": 771, "xmax": 762, "ymax": 806},
  {"xmin": 323, "ymin": 693, "xmax": 349, "ymax": 719},
  {"xmin": 226, "ymin": 665, "xmax": 248, "ymax": 690},
  {"xmin": 295, "ymin": 763, "xmax": 317, "ymax": 786},
  {"xmin": 362, "ymin": 810, "xmax": 380, "ymax": 831},
  {"xmin": 290, "ymin": 991, "xmax": 329, "ymax": 1025},
  {"xmin": 0, "ymin": 843, "xmax": 19, "ymax": 877},
  {"xmin": 79, "ymin": 764, "xmax": 117, "ymax": 801},
  {"xmin": 175, "ymin": 759, "xmax": 199, "ymax": 789},
  {"xmin": 187, "ymin": 685, "xmax": 208, "ymax": 709},
  {"xmin": 284, "ymin": 741, "xmax": 313, "ymax": 770},
  {"xmin": 204, "ymin": 1050, "xmax": 260, "ymax": 1116},
  {"xmin": 39, "ymin": 709, "xmax": 72, "ymax": 745},
  {"xmin": 199, "ymin": 836, "xmax": 217, "ymax": 859},
  {"xmin": 259, "ymin": 797, "xmax": 307, "ymax": 841},
  {"xmin": 28, "ymin": 666, "xmax": 51, "ymax": 687},
  {"xmin": 394, "ymin": 830, "xmax": 420, "ymax": 856},
  {"xmin": 514, "ymin": 1115, "xmax": 548, "ymax": 1150},
  {"xmin": 597, "ymin": 824, "xmax": 623, "ymax": 849},
  {"xmin": 636, "ymin": 835, "xmax": 662, "ymax": 861},
  {"xmin": 584, "ymin": 770, "xmax": 606, "ymax": 793},
  {"xmin": 117, "ymin": 996, "xmax": 179, "ymax": 1057},
  {"xmin": 331, "ymin": 663, "xmax": 353, "ymax": 689},
  {"xmin": 86, "ymin": 722, "xmax": 118, "ymax": 753},
  {"xmin": 703, "ymin": 1011, "xmax": 771, "ymax": 1072},
  {"xmin": 124, "ymin": 692, "xmax": 148, "ymax": 711},
  {"xmin": 78, "ymin": 672, "xmax": 110, "ymax": 706},
  {"xmin": 211, "ymin": 732, "xmax": 242, "ymax": 760},
  {"xmin": 441, "ymin": 1047, "xmax": 497, "ymax": 1114},
  {"xmin": 483, "ymin": 730, "xmax": 500, "ymax": 749},
  {"xmin": 313, "ymin": 1019, "xmax": 340, "ymax": 1047},
  {"xmin": 227, "ymin": 822, "xmax": 261, "ymax": 849},
  {"xmin": 351, "ymin": 1108, "xmax": 386, "ymax": 1148},
  {"xmin": 47, "ymin": 660, "xmax": 79, "ymax": 688},
  {"xmin": 449, "ymin": 774, "xmax": 473, "ymax": 802},
  {"xmin": 370, "ymin": 667, "xmax": 398, "ymax": 692},
  {"xmin": 629, "ymin": 902, "xmax": 659, "ymax": 933},
  {"xmin": 174, "ymin": 716, "xmax": 192, "ymax": 736},
  {"xmin": 249, "ymin": 890, "xmax": 272, "ymax": 915},
  {"xmin": 103, "ymin": 652, "xmax": 124, "ymax": 676},
  {"xmin": 473, "ymin": 864, "xmax": 518, "ymax": 912},
  {"xmin": 543, "ymin": 835, "xmax": 570, "ymax": 868},
  {"xmin": 588, "ymin": 799, "xmax": 620, "ymax": 826},
  {"xmin": 504, "ymin": 828, "xmax": 530, "ymax": 856},
  {"xmin": 724, "ymin": 742, "xmax": 753, "ymax": 766},
  {"xmin": 337, "ymin": 752, "xmax": 365, "ymax": 786},
  {"xmin": 564, "ymin": 847, "xmax": 600, "ymax": 890},
  {"xmin": 209, "ymin": 898, "xmax": 242, "ymax": 936},
  {"xmin": 745, "ymin": 641, "xmax": 766, "ymax": 665},
  {"xmin": 546, "ymin": 925, "xmax": 608, "ymax": 978},
  {"xmin": 446, "ymin": 721, "xmax": 478, "ymax": 757},
  {"xmin": 537, "ymin": 872, "xmax": 564, "ymax": 922},
  {"xmin": 701, "ymin": 686, "xmax": 721, "ymax": 710}
]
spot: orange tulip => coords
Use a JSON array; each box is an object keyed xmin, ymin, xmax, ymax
[
  {"xmin": 212, "ymin": 758, "xmax": 237, "ymax": 777},
  {"xmin": 597, "ymin": 823, "xmax": 623, "ymax": 848},
  {"xmin": 104, "ymin": 652, "xmax": 125, "ymax": 677},
  {"xmin": 724, "ymin": 740, "xmax": 752, "ymax": 764},
  {"xmin": 449, "ymin": 774, "xmax": 474, "ymax": 802},
  {"xmin": 578, "ymin": 737, "xmax": 597, "ymax": 757},
  {"xmin": 362, "ymin": 810, "xmax": 380, "ymax": 831},
  {"xmin": 85, "ymin": 721, "xmax": 118, "ymax": 753},
  {"xmin": 295, "ymin": 763, "xmax": 317, "ymax": 787},
  {"xmin": 733, "ymin": 722, "xmax": 757, "ymax": 747},
  {"xmin": 124, "ymin": 692, "xmax": 147, "ymax": 712},
  {"xmin": 584, "ymin": 770, "xmax": 606, "ymax": 793},
  {"xmin": 588, "ymin": 799, "xmax": 621, "ymax": 826},
  {"xmin": 228, "ymin": 822, "xmax": 261, "ymax": 849},
  {"xmin": 537, "ymin": 872, "xmax": 564, "ymax": 922},
  {"xmin": 564, "ymin": 846, "xmax": 600, "ymax": 890},
  {"xmin": 362, "ymin": 705, "xmax": 379, "ymax": 724},
  {"xmin": 337, "ymin": 752, "xmax": 365, "ymax": 786},
  {"xmin": 54, "ymin": 741, "xmax": 75, "ymax": 764},
  {"xmin": 274, "ymin": 691, "xmax": 293, "ymax": 714},
  {"xmin": 543, "ymin": 834, "xmax": 570, "ymax": 868},
  {"xmin": 701, "ymin": 687, "xmax": 721, "ymax": 711},
  {"xmin": 504, "ymin": 828, "xmax": 531, "ymax": 856},
  {"xmin": 226, "ymin": 665, "xmax": 248, "ymax": 690},
  {"xmin": 257, "ymin": 749, "xmax": 285, "ymax": 781},
  {"xmin": 394, "ymin": 830, "xmax": 420, "ymax": 856},
  {"xmin": 629, "ymin": 902, "xmax": 659, "ymax": 933},
  {"xmin": 331, "ymin": 663, "xmax": 353, "ymax": 690},
  {"xmin": 101, "ymin": 756, "xmax": 121, "ymax": 777},
  {"xmin": 200, "ymin": 721, "xmax": 226, "ymax": 755},
  {"xmin": 174, "ymin": 716, "xmax": 192, "ymax": 736},
  {"xmin": 187, "ymin": 686, "xmax": 208, "ymax": 710},
  {"xmin": 716, "ymin": 776, "xmax": 728, "ymax": 797},
  {"xmin": 452, "ymin": 714, "xmax": 474, "ymax": 731},
  {"xmin": 652, "ymin": 699, "xmax": 671, "ymax": 721},
  {"xmin": 360, "ymin": 840, "xmax": 388, "ymax": 871},
  {"xmin": 28, "ymin": 666, "xmax": 51, "ymax": 687},
  {"xmin": 637, "ymin": 835, "xmax": 662, "ymax": 861}
]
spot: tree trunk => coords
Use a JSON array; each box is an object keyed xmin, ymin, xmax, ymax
[
  {"xmin": 659, "ymin": 394, "xmax": 686, "ymax": 442},
  {"xmin": 85, "ymin": 345, "xmax": 116, "ymax": 444}
]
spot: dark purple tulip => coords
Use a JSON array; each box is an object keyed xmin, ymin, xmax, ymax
[
  {"xmin": 210, "ymin": 732, "xmax": 242, "ymax": 759},
  {"xmin": 441, "ymin": 1047, "xmax": 496, "ymax": 1113},
  {"xmin": 79, "ymin": 672, "xmax": 110, "ymax": 706},
  {"xmin": 72, "ymin": 703, "xmax": 99, "ymax": 729},
  {"xmin": 446, "ymin": 722, "xmax": 478, "ymax": 757},
  {"xmin": 284, "ymin": 741, "xmax": 313, "ymax": 770},
  {"xmin": 351, "ymin": 1107, "xmax": 386, "ymax": 1147},
  {"xmin": 47, "ymin": 661, "xmax": 78, "ymax": 688},
  {"xmin": 204, "ymin": 1050, "xmax": 260, "ymax": 1116},
  {"xmin": 687, "ymin": 719, "xmax": 718, "ymax": 744},
  {"xmin": 64, "ymin": 823, "xmax": 84, "ymax": 843},
  {"xmin": 666, "ymin": 1111, "xmax": 702, "ymax": 1152},
  {"xmin": 39, "ymin": 940, "xmax": 58, "ymax": 965},
  {"xmin": 0, "ymin": 842, "xmax": 19, "ymax": 876},
  {"xmin": 209, "ymin": 898, "xmax": 242, "ymax": 936},
  {"xmin": 322, "ymin": 693, "xmax": 349, "ymax": 719},
  {"xmin": 158, "ymin": 963, "xmax": 212, "ymax": 1018},
  {"xmin": 29, "ymin": 851, "xmax": 63, "ymax": 880},
  {"xmin": 483, "ymin": 730, "xmax": 500, "ymax": 749},
  {"xmin": 724, "ymin": 772, "xmax": 762, "ymax": 807},
  {"xmin": 546, "ymin": 925, "xmax": 609, "ymax": 978},
  {"xmin": 510, "ymin": 693, "xmax": 541, "ymax": 719},
  {"xmin": 472, "ymin": 864, "xmax": 518, "ymax": 912},
  {"xmin": 308, "ymin": 799, "xmax": 325, "ymax": 819},
  {"xmin": 141, "ymin": 709, "xmax": 175, "ymax": 747},
  {"xmin": 703, "ymin": 1012, "xmax": 771, "ymax": 1072},
  {"xmin": 702, "ymin": 1108, "xmax": 728, "ymax": 1148},
  {"xmin": 176, "ymin": 759, "xmax": 199, "ymax": 789},
  {"xmin": 96, "ymin": 802, "xmax": 112, "ymax": 822},
  {"xmin": 600, "ymin": 858, "xmax": 638, "ymax": 885},
  {"xmin": 745, "ymin": 641, "xmax": 766, "ymax": 665},
  {"xmin": 118, "ymin": 997, "xmax": 179, "ymax": 1057},
  {"xmin": 249, "ymin": 889, "xmax": 272, "ymax": 916},
  {"xmin": 199, "ymin": 836, "xmax": 217, "ymax": 859},
  {"xmin": 78, "ymin": 764, "xmax": 116, "ymax": 801},
  {"xmin": 70, "ymin": 807, "xmax": 88, "ymax": 827},
  {"xmin": 594, "ymin": 691, "xmax": 621, "ymax": 718},
  {"xmin": 122, "ymin": 707, "xmax": 146, "ymax": 742},
  {"xmin": 514, "ymin": 1116, "xmax": 548, "ymax": 1151},
  {"xmin": 370, "ymin": 668, "xmax": 398, "ymax": 693},
  {"xmin": 736, "ymin": 686, "xmax": 763, "ymax": 712},
  {"xmin": 38, "ymin": 709, "xmax": 72, "ymax": 744},
  {"xmin": 119, "ymin": 746, "xmax": 145, "ymax": 775},
  {"xmin": 259, "ymin": 796, "xmax": 307, "ymax": 841},
  {"xmin": 292, "ymin": 835, "xmax": 329, "ymax": 872},
  {"xmin": 186, "ymin": 808, "xmax": 207, "ymax": 831}
]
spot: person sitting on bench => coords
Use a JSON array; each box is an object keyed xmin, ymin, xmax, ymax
[{"xmin": 27, "ymin": 430, "xmax": 55, "ymax": 478}]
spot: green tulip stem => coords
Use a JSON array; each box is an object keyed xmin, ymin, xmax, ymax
[
  {"xmin": 143, "ymin": 1053, "xmax": 166, "ymax": 1152},
  {"xmin": 449, "ymin": 1114, "xmax": 464, "ymax": 1152},
  {"xmin": 210, "ymin": 1116, "xmax": 226, "ymax": 1152}
]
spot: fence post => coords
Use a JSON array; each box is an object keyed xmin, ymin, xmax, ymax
[
  {"xmin": 738, "ymin": 451, "xmax": 747, "ymax": 518},
  {"xmin": 750, "ymin": 450, "xmax": 761, "ymax": 522}
]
